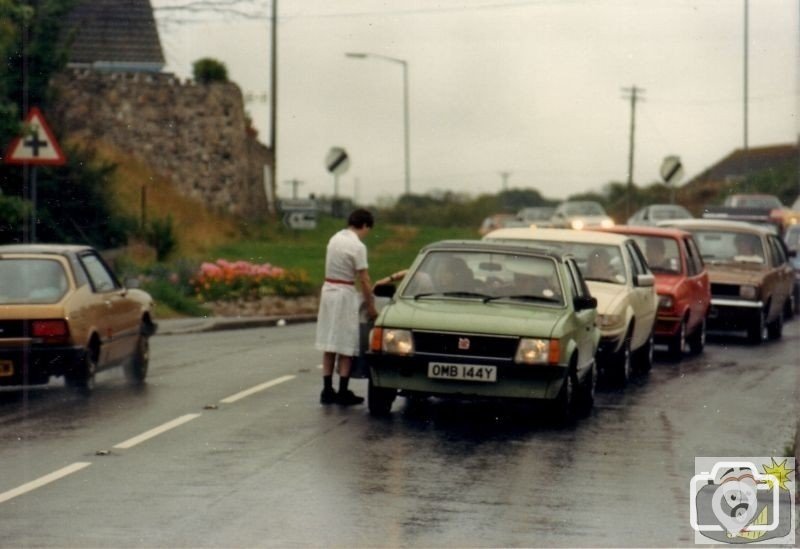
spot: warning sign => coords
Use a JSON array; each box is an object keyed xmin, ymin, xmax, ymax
[{"xmin": 4, "ymin": 107, "xmax": 66, "ymax": 166}]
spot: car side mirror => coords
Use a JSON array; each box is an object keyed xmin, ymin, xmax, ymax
[
  {"xmin": 788, "ymin": 249, "xmax": 797, "ymax": 258},
  {"xmin": 635, "ymin": 273, "xmax": 655, "ymax": 287},
  {"xmin": 374, "ymin": 283, "xmax": 396, "ymax": 298},
  {"xmin": 573, "ymin": 295, "xmax": 597, "ymax": 311}
]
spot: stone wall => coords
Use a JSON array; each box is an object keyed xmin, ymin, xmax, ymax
[{"xmin": 50, "ymin": 69, "xmax": 274, "ymax": 220}]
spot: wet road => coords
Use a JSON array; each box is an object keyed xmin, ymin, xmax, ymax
[{"xmin": 0, "ymin": 321, "xmax": 797, "ymax": 547}]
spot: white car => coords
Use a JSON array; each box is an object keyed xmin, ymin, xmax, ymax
[
  {"xmin": 550, "ymin": 201, "xmax": 615, "ymax": 230},
  {"xmin": 484, "ymin": 228, "xmax": 657, "ymax": 385}
]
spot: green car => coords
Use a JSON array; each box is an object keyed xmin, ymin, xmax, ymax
[{"xmin": 366, "ymin": 240, "xmax": 600, "ymax": 423}]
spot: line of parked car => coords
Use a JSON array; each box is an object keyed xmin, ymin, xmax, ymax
[{"xmin": 370, "ymin": 198, "xmax": 799, "ymax": 423}]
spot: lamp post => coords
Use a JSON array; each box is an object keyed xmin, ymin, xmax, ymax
[{"xmin": 346, "ymin": 52, "xmax": 411, "ymax": 196}]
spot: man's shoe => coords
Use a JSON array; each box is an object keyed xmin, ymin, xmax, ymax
[
  {"xmin": 320, "ymin": 388, "xmax": 337, "ymax": 404},
  {"xmin": 336, "ymin": 389, "xmax": 364, "ymax": 406}
]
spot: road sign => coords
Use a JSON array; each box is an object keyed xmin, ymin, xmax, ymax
[
  {"xmin": 283, "ymin": 210, "xmax": 317, "ymax": 230},
  {"xmin": 325, "ymin": 147, "xmax": 350, "ymax": 175},
  {"xmin": 660, "ymin": 155, "xmax": 684, "ymax": 186},
  {"xmin": 4, "ymin": 107, "xmax": 66, "ymax": 166}
]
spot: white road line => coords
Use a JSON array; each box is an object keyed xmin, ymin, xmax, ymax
[
  {"xmin": 0, "ymin": 462, "xmax": 91, "ymax": 504},
  {"xmin": 113, "ymin": 413, "xmax": 202, "ymax": 450},
  {"xmin": 219, "ymin": 375, "xmax": 296, "ymax": 404}
]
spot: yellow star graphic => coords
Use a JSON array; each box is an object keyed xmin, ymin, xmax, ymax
[{"xmin": 761, "ymin": 457, "xmax": 794, "ymax": 491}]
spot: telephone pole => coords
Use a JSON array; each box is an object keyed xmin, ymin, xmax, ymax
[
  {"xmin": 284, "ymin": 179, "xmax": 303, "ymax": 199},
  {"xmin": 499, "ymin": 171, "xmax": 512, "ymax": 192},
  {"xmin": 622, "ymin": 85, "xmax": 645, "ymax": 220}
]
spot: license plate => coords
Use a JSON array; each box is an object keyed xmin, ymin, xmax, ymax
[
  {"xmin": 0, "ymin": 360, "xmax": 13, "ymax": 377},
  {"xmin": 428, "ymin": 362, "xmax": 497, "ymax": 383}
]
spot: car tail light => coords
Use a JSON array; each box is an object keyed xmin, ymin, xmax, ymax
[{"xmin": 31, "ymin": 320, "xmax": 70, "ymax": 344}]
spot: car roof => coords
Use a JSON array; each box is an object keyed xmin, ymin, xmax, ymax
[
  {"xmin": 658, "ymin": 218, "xmax": 774, "ymax": 235},
  {"xmin": 595, "ymin": 226, "xmax": 691, "ymax": 239},
  {"xmin": 0, "ymin": 243, "xmax": 93, "ymax": 256},
  {"xmin": 484, "ymin": 227, "xmax": 629, "ymax": 245},
  {"xmin": 423, "ymin": 239, "xmax": 567, "ymax": 261}
]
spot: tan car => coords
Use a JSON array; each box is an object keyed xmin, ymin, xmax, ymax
[
  {"xmin": 658, "ymin": 219, "xmax": 795, "ymax": 343},
  {"xmin": 0, "ymin": 244, "xmax": 157, "ymax": 390},
  {"xmin": 485, "ymin": 228, "xmax": 657, "ymax": 385}
]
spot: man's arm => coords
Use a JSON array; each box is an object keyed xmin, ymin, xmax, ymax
[{"xmin": 357, "ymin": 268, "xmax": 378, "ymax": 319}]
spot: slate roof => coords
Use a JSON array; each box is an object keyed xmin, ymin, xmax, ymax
[
  {"xmin": 64, "ymin": 0, "xmax": 165, "ymax": 71},
  {"xmin": 689, "ymin": 144, "xmax": 799, "ymax": 185}
]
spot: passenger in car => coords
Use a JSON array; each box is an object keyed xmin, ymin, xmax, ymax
[{"xmin": 586, "ymin": 248, "xmax": 615, "ymax": 281}]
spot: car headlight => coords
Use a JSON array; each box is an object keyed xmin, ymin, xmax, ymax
[
  {"xmin": 370, "ymin": 327, "xmax": 414, "ymax": 355},
  {"xmin": 600, "ymin": 218, "xmax": 615, "ymax": 228},
  {"xmin": 658, "ymin": 294, "xmax": 674, "ymax": 310},
  {"xmin": 514, "ymin": 338, "xmax": 559, "ymax": 365},
  {"xmin": 596, "ymin": 313, "xmax": 624, "ymax": 330},
  {"xmin": 739, "ymin": 285, "xmax": 758, "ymax": 300},
  {"xmin": 571, "ymin": 219, "xmax": 585, "ymax": 230}
]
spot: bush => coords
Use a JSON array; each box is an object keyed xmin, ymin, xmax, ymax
[
  {"xmin": 192, "ymin": 58, "xmax": 228, "ymax": 84},
  {"xmin": 191, "ymin": 259, "xmax": 314, "ymax": 302},
  {"xmin": 145, "ymin": 216, "xmax": 177, "ymax": 262},
  {"xmin": 142, "ymin": 278, "xmax": 210, "ymax": 317}
]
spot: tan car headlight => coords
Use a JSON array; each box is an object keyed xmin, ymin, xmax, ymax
[
  {"xmin": 597, "ymin": 313, "xmax": 624, "ymax": 330},
  {"xmin": 739, "ymin": 285, "xmax": 758, "ymax": 300},
  {"xmin": 571, "ymin": 219, "xmax": 585, "ymax": 230},
  {"xmin": 514, "ymin": 338, "xmax": 559, "ymax": 365},
  {"xmin": 600, "ymin": 218, "xmax": 615, "ymax": 228},
  {"xmin": 377, "ymin": 328, "xmax": 414, "ymax": 356}
]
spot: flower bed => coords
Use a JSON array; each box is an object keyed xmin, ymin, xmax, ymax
[{"xmin": 191, "ymin": 259, "xmax": 314, "ymax": 303}]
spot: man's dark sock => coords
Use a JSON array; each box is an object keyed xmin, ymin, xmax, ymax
[
  {"xmin": 324, "ymin": 375, "xmax": 333, "ymax": 391},
  {"xmin": 338, "ymin": 376, "xmax": 350, "ymax": 393}
]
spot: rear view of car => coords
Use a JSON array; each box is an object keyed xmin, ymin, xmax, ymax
[{"xmin": 0, "ymin": 245, "xmax": 157, "ymax": 390}]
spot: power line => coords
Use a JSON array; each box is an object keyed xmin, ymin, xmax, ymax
[{"xmin": 621, "ymin": 85, "xmax": 645, "ymax": 220}]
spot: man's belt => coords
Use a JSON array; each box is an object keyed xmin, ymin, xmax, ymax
[{"xmin": 325, "ymin": 278, "xmax": 355, "ymax": 285}]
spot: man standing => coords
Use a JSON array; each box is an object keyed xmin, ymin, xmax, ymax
[{"xmin": 315, "ymin": 209, "xmax": 378, "ymax": 405}]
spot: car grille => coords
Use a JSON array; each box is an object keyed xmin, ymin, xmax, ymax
[
  {"xmin": 413, "ymin": 330, "xmax": 519, "ymax": 359},
  {"xmin": 0, "ymin": 320, "xmax": 28, "ymax": 338},
  {"xmin": 711, "ymin": 283, "xmax": 740, "ymax": 297}
]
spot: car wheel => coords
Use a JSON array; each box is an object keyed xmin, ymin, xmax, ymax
[
  {"xmin": 635, "ymin": 331, "xmax": 654, "ymax": 373},
  {"xmin": 783, "ymin": 296, "xmax": 794, "ymax": 321},
  {"xmin": 613, "ymin": 335, "xmax": 632, "ymax": 387},
  {"xmin": 368, "ymin": 377, "xmax": 396, "ymax": 416},
  {"xmin": 124, "ymin": 333, "xmax": 150, "ymax": 385},
  {"xmin": 687, "ymin": 317, "xmax": 706, "ymax": 355},
  {"xmin": 746, "ymin": 308, "xmax": 766, "ymax": 344},
  {"xmin": 552, "ymin": 367, "xmax": 576, "ymax": 425},
  {"xmin": 767, "ymin": 307, "xmax": 783, "ymax": 340},
  {"xmin": 65, "ymin": 344, "xmax": 98, "ymax": 392},
  {"xmin": 667, "ymin": 318, "xmax": 687, "ymax": 360},
  {"xmin": 575, "ymin": 360, "xmax": 596, "ymax": 418}
]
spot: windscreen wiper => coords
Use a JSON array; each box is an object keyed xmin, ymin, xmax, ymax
[{"xmin": 483, "ymin": 294, "xmax": 560, "ymax": 304}]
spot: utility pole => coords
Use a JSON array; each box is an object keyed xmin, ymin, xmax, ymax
[
  {"xmin": 622, "ymin": 85, "xmax": 645, "ymax": 220},
  {"xmin": 284, "ymin": 179, "xmax": 303, "ymax": 199},
  {"xmin": 499, "ymin": 171, "xmax": 512, "ymax": 192},
  {"xmin": 743, "ymin": 0, "xmax": 750, "ymax": 183},
  {"xmin": 269, "ymin": 0, "xmax": 278, "ymax": 214}
]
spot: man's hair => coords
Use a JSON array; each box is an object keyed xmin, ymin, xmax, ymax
[{"xmin": 348, "ymin": 208, "xmax": 374, "ymax": 229}]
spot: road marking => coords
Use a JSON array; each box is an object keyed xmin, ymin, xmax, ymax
[
  {"xmin": 0, "ymin": 462, "xmax": 91, "ymax": 504},
  {"xmin": 219, "ymin": 375, "xmax": 296, "ymax": 404},
  {"xmin": 113, "ymin": 413, "xmax": 202, "ymax": 449}
]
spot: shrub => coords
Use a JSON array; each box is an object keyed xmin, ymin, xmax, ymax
[
  {"xmin": 192, "ymin": 58, "xmax": 228, "ymax": 84},
  {"xmin": 142, "ymin": 278, "xmax": 210, "ymax": 317},
  {"xmin": 145, "ymin": 216, "xmax": 177, "ymax": 262},
  {"xmin": 191, "ymin": 259, "xmax": 314, "ymax": 302}
]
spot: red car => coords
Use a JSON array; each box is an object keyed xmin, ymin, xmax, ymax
[{"xmin": 595, "ymin": 226, "xmax": 710, "ymax": 358}]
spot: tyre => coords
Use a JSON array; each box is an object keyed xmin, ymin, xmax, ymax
[
  {"xmin": 767, "ymin": 308, "xmax": 783, "ymax": 340},
  {"xmin": 65, "ymin": 344, "xmax": 98, "ymax": 392},
  {"xmin": 124, "ymin": 333, "xmax": 150, "ymax": 384},
  {"xmin": 634, "ymin": 331, "xmax": 654, "ymax": 373},
  {"xmin": 687, "ymin": 317, "xmax": 706, "ymax": 355},
  {"xmin": 666, "ymin": 318, "xmax": 687, "ymax": 360},
  {"xmin": 574, "ymin": 360, "xmax": 596, "ymax": 418},
  {"xmin": 551, "ymin": 368, "xmax": 576, "ymax": 425},
  {"xmin": 612, "ymin": 335, "xmax": 632, "ymax": 387},
  {"xmin": 746, "ymin": 308, "xmax": 766, "ymax": 344},
  {"xmin": 368, "ymin": 377, "xmax": 396, "ymax": 416}
]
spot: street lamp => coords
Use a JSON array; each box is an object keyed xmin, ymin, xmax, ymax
[{"xmin": 345, "ymin": 52, "xmax": 411, "ymax": 196}]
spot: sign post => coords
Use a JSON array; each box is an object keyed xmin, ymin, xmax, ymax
[
  {"xmin": 4, "ymin": 108, "xmax": 67, "ymax": 242},
  {"xmin": 325, "ymin": 147, "xmax": 350, "ymax": 217},
  {"xmin": 660, "ymin": 155, "xmax": 684, "ymax": 204}
]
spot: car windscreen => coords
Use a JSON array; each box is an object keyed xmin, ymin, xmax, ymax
[
  {"xmin": 735, "ymin": 196, "xmax": 783, "ymax": 209},
  {"xmin": 564, "ymin": 202, "xmax": 605, "ymax": 216},
  {"xmin": 688, "ymin": 230, "xmax": 765, "ymax": 264},
  {"xmin": 401, "ymin": 250, "xmax": 564, "ymax": 305},
  {"xmin": 651, "ymin": 206, "xmax": 691, "ymax": 221},
  {"xmin": 785, "ymin": 226, "xmax": 800, "ymax": 250},
  {"xmin": 494, "ymin": 241, "xmax": 626, "ymax": 284},
  {"xmin": 0, "ymin": 258, "xmax": 69, "ymax": 304},
  {"xmin": 629, "ymin": 235, "xmax": 682, "ymax": 274}
]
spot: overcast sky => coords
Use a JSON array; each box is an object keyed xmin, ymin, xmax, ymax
[{"xmin": 152, "ymin": 0, "xmax": 799, "ymax": 205}]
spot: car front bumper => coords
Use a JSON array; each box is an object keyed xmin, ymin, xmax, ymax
[
  {"xmin": 367, "ymin": 353, "xmax": 568, "ymax": 401},
  {"xmin": 707, "ymin": 298, "xmax": 763, "ymax": 331},
  {"xmin": 0, "ymin": 345, "xmax": 86, "ymax": 385}
]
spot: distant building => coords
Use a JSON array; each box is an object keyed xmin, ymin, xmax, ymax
[
  {"xmin": 64, "ymin": 0, "xmax": 165, "ymax": 73},
  {"xmin": 688, "ymin": 143, "xmax": 799, "ymax": 186}
]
